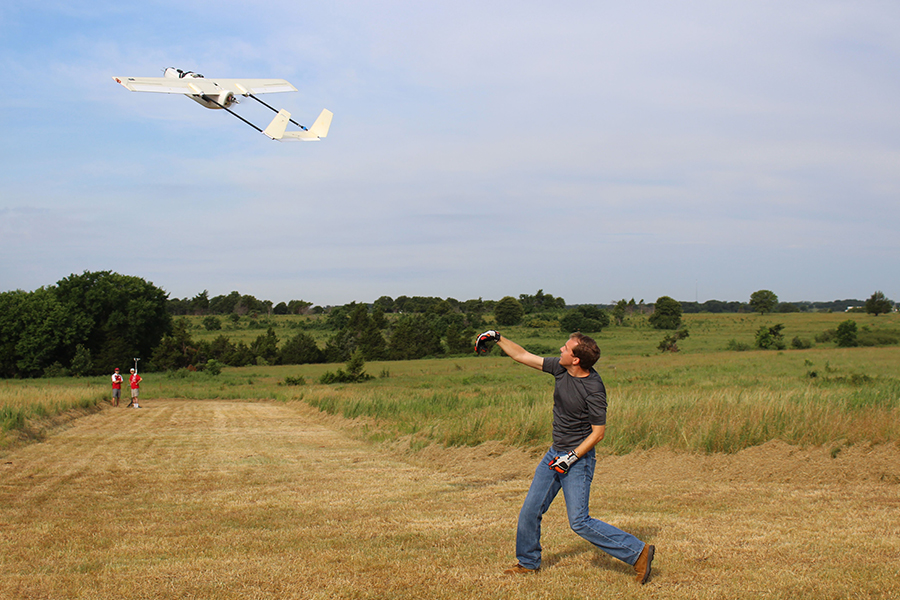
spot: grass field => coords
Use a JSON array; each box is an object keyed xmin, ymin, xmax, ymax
[
  {"xmin": 176, "ymin": 310, "xmax": 900, "ymax": 355},
  {"xmin": 3, "ymin": 313, "xmax": 899, "ymax": 455},
  {"xmin": 1, "ymin": 399, "xmax": 897, "ymax": 599},
  {"xmin": 1, "ymin": 313, "xmax": 899, "ymax": 598}
]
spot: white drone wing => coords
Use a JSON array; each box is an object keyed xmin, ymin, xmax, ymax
[{"xmin": 113, "ymin": 76, "xmax": 297, "ymax": 96}]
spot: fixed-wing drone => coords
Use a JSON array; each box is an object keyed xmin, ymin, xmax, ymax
[{"xmin": 113, "ymin": 68, "xmax": 332, "ymax": 141}]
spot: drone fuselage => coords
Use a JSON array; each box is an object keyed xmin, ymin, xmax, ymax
[{"xmin": 164, "ymin": 67, "xmax": 237, "ymax": 109}]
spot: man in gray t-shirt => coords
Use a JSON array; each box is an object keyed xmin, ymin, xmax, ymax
[{"xmin": 475, "ymin": 330, "xmax": 655, "ymax": 584}]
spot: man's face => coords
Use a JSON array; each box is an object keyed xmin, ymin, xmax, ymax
[{"xmin": 559, "ymin": 338, "xmax": 581, "ymax": 367}]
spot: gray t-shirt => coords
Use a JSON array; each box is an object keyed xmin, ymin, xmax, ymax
[{"xmin": 542, "ymin": 357, "xmax": 607, "ymax": 451}]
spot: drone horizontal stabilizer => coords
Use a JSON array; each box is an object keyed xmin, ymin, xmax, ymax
[{"xmin": 264, "ymin": 109, "xmax": 332, "ymax": 141}]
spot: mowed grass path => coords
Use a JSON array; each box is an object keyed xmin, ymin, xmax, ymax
[{"xmin": 1, "ymin": 400, "xmax": 898, "ymax": 599}]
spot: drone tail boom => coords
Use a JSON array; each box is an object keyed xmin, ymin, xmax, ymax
[{"xmin": 264, "ymin": 109, "xmax": 333, "ymax": 141}]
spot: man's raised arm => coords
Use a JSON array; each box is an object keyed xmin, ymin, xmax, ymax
[{"xmin": 475, "ymin": 330, "xmax": 544, "ymax": 371}]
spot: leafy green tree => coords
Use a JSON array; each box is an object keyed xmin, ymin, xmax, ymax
[
  {"xmin": 658, "ymin": 329, "xmax": 690, "ymax": 352},
  {"xmin": 560, "ymin": 306, "xmax": 610, "ymax": 333},
  {"xmin": 358, "ymin": 320, "xmax": 388, "ymax": 360},
  {"xmin": 209, "ymin": 291, "xmax": 241, "ymax": 314},
  {"xmin": 445, "ymin": 323, "xmax": 474, "ymax": 354},
  {"xmin": 287, "ymin": 299, "xmax": 313, "ymax": 315},
  {"xmin": 204, "ymin": 359, "xmax": 224, "ymax": 376},
  {"xmin": 835, "ymin": 320, "xmax": 858, "ymax": 347},
  {"xmin": 749, "ymin": 290, "xmax": 779, "ymax": 314},
  {"xmin": 230, "ymin": 342, "xmax": 255, "ymax": 367},
  {"xmin": 1, "ymin": 287, "xmax": 89, "ymax": 377},
  {"xmin": 460, "ymin": 298, "xmax": 485, "ymax": 315},
  {"xmin": 54, "ymin": 271, "xmax": 171, "ymax": 373},
  {"xmin": 189, "ymin": 290, "xmax": 210, "ymax": 314},
  {"xmin": 324, "ymin": 304, "xmax": 387, "ymax": 362},
  {"xmin": 202, "ymin": 316, "xmax": 222, "ymax": 331},
  {"xmin": 279, "ymin": 332, "xmax": 324, "ymax": 364},
  {"xmin": 755, "ymin": 324, "xmax": 786, "ymax": 350},
  {"xmin": 250, "ymin": 327, "xmax": 280, "ymax": 364},
  {"xmin": 865, "ymin": 291, "xmax": 893, "ymax": 316},
  {"xmin": 388, "ymin": 314, "xmax": 444, "ymax": 360},
  {"xmin": 151, "ymin": 319, "xmax": 200, "ymax": 371},
  {"xmin": 494, "ymin": 296, "xmax": 525, "ymax": 326},
  {"xmin": 70, "ymin": 344, "xmax": 93, "ymax": 376},
  {"xmin": 612, "ymin": 299, "xmax": 628, "ymax": 325},
  {"xmin": 325, "ymin": 303, "xmax": 355, "ymax": 330},
  {"xmin": 649, "ymin": 296, "xmax": 683, "ymax": 330},
  {"xmin": 372, "ymin": 296, "xmax": 395, "ymax": 313},
  {"xmin": 518, "ymin": 289, "xmax": 566, "ymax": 313},
  {"xmin": 206, "ymin": 335, "xmax": 237, "ymax": 363},
  {"xmin": 776, "ymin": 302, "xmax": 799, "ymax": 313},
  {"xmin": 371, "ymin": 307, "xmax": 388, "ymax": 330}
]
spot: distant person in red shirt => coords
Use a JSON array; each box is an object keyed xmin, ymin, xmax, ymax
[
  {"xmin": 128, "ymin": 368, "xmax": 142, "ymax": 408},
  {"xmin": 111, "ymin": 368, "xmax": 123, "ymax": 407}
]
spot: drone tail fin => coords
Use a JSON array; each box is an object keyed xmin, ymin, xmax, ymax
[
  {"xmin": 306, "ymin": 109, "xmax": 333, "ymax": 139},
  {"xmin": 264, "ymin": 108, "xmax": 333, "ymax": 141},
  {"xmin": 263, "ymin": 109, "xmax": 291, "ymax": 140}
]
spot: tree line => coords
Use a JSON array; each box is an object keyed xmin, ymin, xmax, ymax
[
  {"xmin": 2, "ymin": 273, "xmax": 895, "ymax": 378},
  {"xmin": 1, "ymin": 271, "xmax": 171, "ymax": 378}
]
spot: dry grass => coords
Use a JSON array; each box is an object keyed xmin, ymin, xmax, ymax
[
  {"xmin": 1, "ymin": 399, "xmax": 898, "ymax": 599},
  {"xmin": 0, "ymin": 380, "xmax": 105, "ymax": 450}
]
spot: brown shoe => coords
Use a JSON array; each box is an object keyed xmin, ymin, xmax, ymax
[
  {"xmin": 504, "ymin": 564, "xmax": 539, "ymax": 575},
  {"xmin": 633, "ymin": 544, "xmax": 655, "ymax": 584}
]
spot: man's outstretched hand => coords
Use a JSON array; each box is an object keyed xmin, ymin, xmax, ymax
[{"xmin": 475, "ymin": 330, "xmax": 501, "ymax": 354}]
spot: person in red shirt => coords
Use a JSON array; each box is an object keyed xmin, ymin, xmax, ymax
[
  {"xmin": 128, "ymin": 368, "xmax": 142, "ymax": 408},
  {"xmin": 111, "ymin": 368, "xmax": 123, "ymax": 407}
]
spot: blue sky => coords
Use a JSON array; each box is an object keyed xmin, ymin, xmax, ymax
[{"xmin": 2, "ymin": 1, "xmax": 898, "ymax": 306}]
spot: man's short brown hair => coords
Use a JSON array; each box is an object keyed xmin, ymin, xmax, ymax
[{"xmin": 569, "ymin": 332, "xmax": 601, "ymax": 370}]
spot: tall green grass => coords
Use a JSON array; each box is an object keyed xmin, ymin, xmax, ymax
[
  {"xmin": 280, "ymin": 348, "xmax": 899, "ymax": 454},
  {"xmin": 0, "ymin": 380, "xmax": 106, "ymax": 448},
  {"xmin": 3, "ymin": 314, "xmax": 899, "ymax": 454}
]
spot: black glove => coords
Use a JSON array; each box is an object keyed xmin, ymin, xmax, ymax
[
  {"xmin": 549, "ymin": 451, "xmax": 579, "ymax": 474},
  {"xmin": 475, "ymin": 330, "xmax": 501, "ymax": 354}
]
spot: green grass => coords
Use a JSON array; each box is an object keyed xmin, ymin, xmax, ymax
[
  {"xmin": 3, "ymin": 313, "xmax": 899, "ymax": 455},
  {"xmin": 0, "ymin": 379, "xmax": 106, "ymax": 448}
]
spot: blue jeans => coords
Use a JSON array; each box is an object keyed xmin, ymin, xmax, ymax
[{"xmin": 515, "ymin": 447, "xmax": 646, "ymax": 570}]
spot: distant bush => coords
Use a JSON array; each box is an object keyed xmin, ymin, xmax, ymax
[
  {"xmin": 320, "ymin": 351, "xmax": 374, "ymax": 384},
  {"xmin": 522, "ymin": 344, "xmax": 558, "ymax": 356},
  {"xmin": 791, "ymin": 336, "xmax": 813, "ymax": 350},
  {"xmin": 755, "ymin": 324, "xmax": 786, "ymax": 350},
  {"xmin": 857, "ymin": 329, "xmax": 900, "ymax": 347},
  {"xmin": 42, "ymin": 362, "xmax": 69, "ymax": 378},
  {"xmin": 658, "ymin": 329, "xmax": 690, "ymax": 353},
  {"xmin": 282, "ymin": 375, "xmax": 306, "ymax": 386},
  {"xmin": 816, "ymin": 330, "xmax": 836, "ymax": 343},
  {"xmin": 835, "ymin": 320, "xmax": 858, "ymax": 348},
  {"xmin": 523, "ymin": 317, "xmax": 558, "ymax": 329},
  {"xmin": 726, "ymin": 339, "xmax": 752, "ymax": 351},
  {"xmin": 204, "ymin": 359, "xmax": 223, "ymax": 376},
  {"xmin": 494, "ymin": 296, "xmax": 525, "ymax": 326},
  {"xmin": 560, "ymin": 306, "xmax": 610, "ymax": 333}
]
